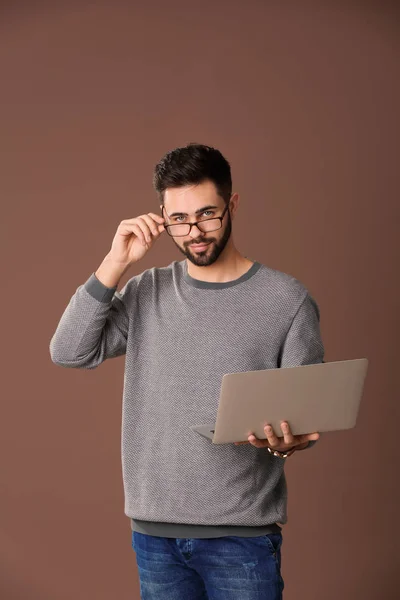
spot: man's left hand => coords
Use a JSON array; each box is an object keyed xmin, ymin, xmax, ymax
[{"xmin": 234, "ymin": 421, "xmax": 319, "ymax": 452}]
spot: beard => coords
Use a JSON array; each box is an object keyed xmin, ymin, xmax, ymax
[{"xmin": 172, "ymin": 211, "xmax": 232, "ymax": 267}]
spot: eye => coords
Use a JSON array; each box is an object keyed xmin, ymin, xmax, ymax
[{"xmin": 174, "ymin": 211, "xmax": 214, "ymax": 222}]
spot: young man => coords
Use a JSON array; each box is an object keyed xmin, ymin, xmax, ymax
[{"xmin": 50, "ymin": 143, "xmax": 324, "ymax": 599}]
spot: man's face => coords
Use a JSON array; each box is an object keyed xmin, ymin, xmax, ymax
[{"xmin": 162, "ymin": 180, "xmax": 233, "ymax": 267}]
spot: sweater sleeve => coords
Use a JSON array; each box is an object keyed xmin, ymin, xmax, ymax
[
  {"xmin": 49, "ymin": 272, "xmax": 132, "ymax": 369},
  {"xmin": 280, "ymin": 291, "xmax": 325, "ymax": 450}
]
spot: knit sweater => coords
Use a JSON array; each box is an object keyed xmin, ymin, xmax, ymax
[{"xmin": 49, "ymin": 259, "xmax": 324, "ymax": 539}]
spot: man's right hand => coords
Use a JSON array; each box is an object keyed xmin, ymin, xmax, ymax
[
  {"xmin": 95, "ymin": 213, "xmax": 166, "ymax": 288},
  {"xmin": 108, "ymin": 212, "xmax": 166, "ymax": 266}
]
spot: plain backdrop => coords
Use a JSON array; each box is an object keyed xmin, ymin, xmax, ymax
[{"xmin": 1, "ymin": 1, "xmax": 399, "ymax": 599}]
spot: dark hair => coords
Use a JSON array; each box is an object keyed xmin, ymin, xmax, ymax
[{"xmin": 153, "ymin": 143, "xmax": 232, "ymax": 205}]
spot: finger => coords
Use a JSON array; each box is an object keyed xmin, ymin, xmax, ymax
[
  {"xmin": 264, "ymin": 424, "xmax": 280, "ymax": 447},
  {"xmin": 235, "ymin": 435, "xmax": 262, "ymax": 447},
  {"xmin": 120, "ymin": 216, "xmax": 163, "ymax": 240},
  {"xmin": 248, "ymin": 433, "xmax": 270, "ymax": 448},
  {"xmin": 129, "ymin": 223, "xmax": 148, "ymax": 246},
  {"xmin": 141, "ymin": 214, "xmax": 165, "ymax": 237},
  {"xmin": 119, "ymin": 220, "xmax": 149, "ymax": 246},
  {"xmin": 280, "ymin": 421, "xmax": 295, "ymax": 446},
  {"xmin": 135, "ymin": 217, "xmax": 154, "ymax": 244},
  {"xmin": 294, "ymin": 433, "xmax": 320, "ymax": 446},
  {"xmin": 148, "ymin": 212, "xmax": 165, "ymax": 223}
]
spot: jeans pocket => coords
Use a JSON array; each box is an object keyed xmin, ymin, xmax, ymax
[{"xmin": 256, "ymin": 533, "xmax": 283, "ymax": 556}]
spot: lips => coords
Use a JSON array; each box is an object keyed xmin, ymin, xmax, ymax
[{"xmin": 190, "ymin": 243, "xmax": 210, "ymax": 250}]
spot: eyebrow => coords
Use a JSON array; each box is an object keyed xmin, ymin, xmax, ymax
[{"xmin": 167, "ymin": 205, "xmax": 219, "ymax": 218}]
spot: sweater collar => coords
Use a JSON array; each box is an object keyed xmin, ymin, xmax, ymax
[{"xmin": 182, "ymin": 260, "xmax": 261, "ymax": 289}]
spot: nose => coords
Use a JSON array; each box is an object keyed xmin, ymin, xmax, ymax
[{"xmin": 188, "ymin": 224, "xmax": 203, "ymax": 239}]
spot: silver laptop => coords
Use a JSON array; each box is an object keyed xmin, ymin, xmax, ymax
[{"xmin": 190, "ymin": 358, "xmax": 368, "ymax": 444}]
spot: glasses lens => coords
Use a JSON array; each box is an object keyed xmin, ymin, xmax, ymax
[
  {"xmin": 166, "ymin": 218, "xmax": 221, "ymax": 236},
  {"xmin": 167, "ymin": 224, "xmax": 190, "ymax": 236},
  {"xmin": 198, "ymin": 219, "xmax": 221, "ymax": 233}
]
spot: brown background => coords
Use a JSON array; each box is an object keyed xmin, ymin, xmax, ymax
[{"xmin": 1, "ymin": 1, "xmax": 399, "ymax": 599}]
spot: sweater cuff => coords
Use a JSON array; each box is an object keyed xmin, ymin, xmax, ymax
[{"xmin": 84, "ymin": 273, "xmax": 117, "ymax": 303}]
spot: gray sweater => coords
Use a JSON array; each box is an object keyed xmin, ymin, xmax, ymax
[{"xmin": 49, "ymin": 259, "xmax": 324, "ymax": 539}]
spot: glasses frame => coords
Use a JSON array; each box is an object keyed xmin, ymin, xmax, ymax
[{"xmin": 161, "ymin": 202, "xmax": 230, "ymax": 237}]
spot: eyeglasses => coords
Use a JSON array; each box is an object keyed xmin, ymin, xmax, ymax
[{"xmin": 162, "ymin": 203, "xmax": 230, "ymax": 237}]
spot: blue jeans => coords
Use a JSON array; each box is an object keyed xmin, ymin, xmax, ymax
[{"xmin": 131, "ymin": 531, "xmax": 284, "ymax": 599}]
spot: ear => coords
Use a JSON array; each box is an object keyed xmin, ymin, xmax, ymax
[{"xmin": 229, "ymin": 193, "xmax": 240, "ymax": 219}]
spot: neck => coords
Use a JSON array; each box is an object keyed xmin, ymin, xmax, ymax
[{"xmin": 186, "ymin": 239, "xmax": 253, "ymax": 283}]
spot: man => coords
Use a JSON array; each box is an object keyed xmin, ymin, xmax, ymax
[{"xmin": 50, "ymin": 143, "xmax": 324, "ymax": 599}]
